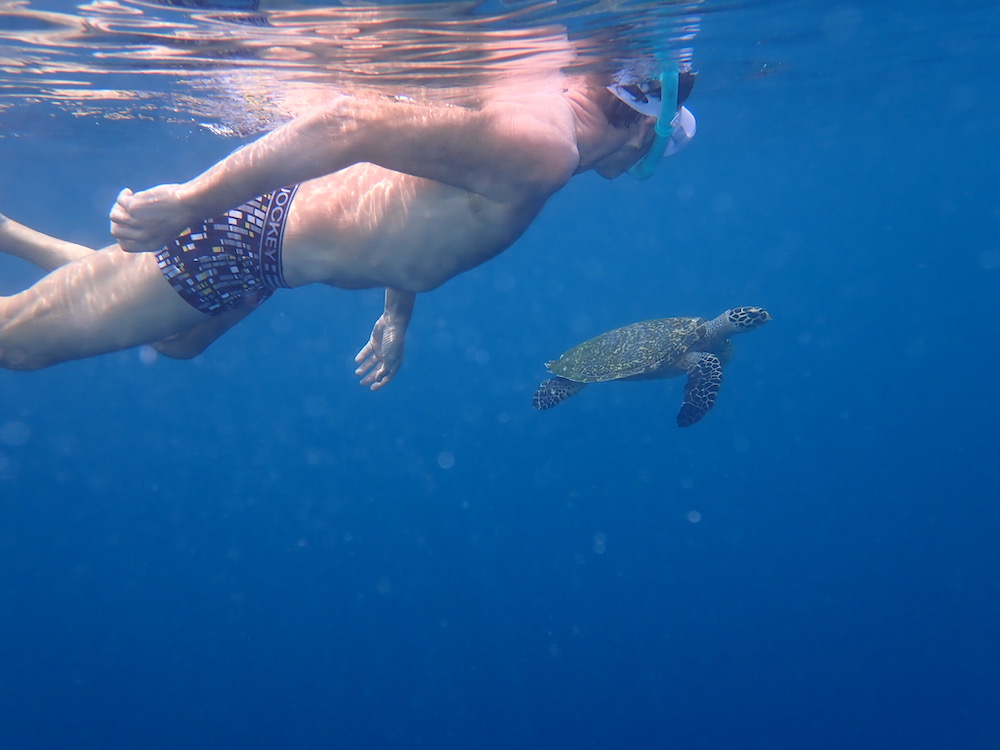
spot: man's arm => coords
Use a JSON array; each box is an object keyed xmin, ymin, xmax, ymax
[
  {"xmin": 111, "ymin": 93, "xmax": 580, "ymax": 253},
  {"xmin": 354, "ymin": 288, "xmax": 416, "ymax": 391}
]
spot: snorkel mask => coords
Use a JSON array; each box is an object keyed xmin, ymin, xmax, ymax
[{"xmin": 607, "ymin": 66, "xmax": 694, "ymax": 180}]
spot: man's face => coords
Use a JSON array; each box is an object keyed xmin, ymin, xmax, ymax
[{"xmin": 593, "ymin": 117, "xmax": 657, "ymax": 179}]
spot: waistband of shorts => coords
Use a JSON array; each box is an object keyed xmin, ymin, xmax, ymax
[{"xmin": 258, "ymin": 185, "xmax": 298, "ymax": 289}]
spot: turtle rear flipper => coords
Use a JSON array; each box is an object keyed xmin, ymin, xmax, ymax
[
  {"xmin": 533, "ymin": 377, "xmax": 587, "ymax": 410},
  {"xmin": 676, "ymin": 352, "xmax": 723, "ymax": 427}
]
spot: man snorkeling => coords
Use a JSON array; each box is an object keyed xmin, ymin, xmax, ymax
[{"xmin": 0, "ymin": 66, "xmax": 696, "ymax": 387}]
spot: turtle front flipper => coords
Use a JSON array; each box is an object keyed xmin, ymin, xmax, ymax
[
  {"xmin": 533, "ymin": 377, "xmax": 587, "ymax": 410},
  {"xmin": 676, "ymin": 352, "xmax": 723, "ymax": 427}
]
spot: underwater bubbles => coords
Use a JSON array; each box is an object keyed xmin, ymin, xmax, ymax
[
  {"xmin": 978, "ymin": 248, "xmax": 1000, "ymax": 271},
  {"xmin": 0, "ymin": 420, "xmax": 31, "ymax": 447}
]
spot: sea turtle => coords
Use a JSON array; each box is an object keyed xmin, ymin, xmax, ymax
[{"xmin": 532, "ymin": 306, "xmax": 771, "ymax": 427}]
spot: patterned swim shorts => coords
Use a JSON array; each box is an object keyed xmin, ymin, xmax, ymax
[{"xmin": 155, "ymin": 185, "xmax": 298, "ymax": 315}]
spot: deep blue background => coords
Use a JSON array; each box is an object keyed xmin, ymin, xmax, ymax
[{"xmin": 2, "ymin": 1, "xmax": 999, "ymax": 748}]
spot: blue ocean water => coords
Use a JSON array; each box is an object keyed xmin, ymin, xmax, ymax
[{"xmin": 2, "ymin": 1, "xmax": 999, "ymax": 748}]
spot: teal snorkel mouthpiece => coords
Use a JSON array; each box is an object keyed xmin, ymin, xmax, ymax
[{"xmin": 627, "ymin": 68, "xmax": 678, "ymax": 180}]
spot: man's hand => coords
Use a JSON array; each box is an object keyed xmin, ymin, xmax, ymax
[
  {"xmin": 110, "ymin": 185, "xmax": 193, "ymax": 253},
  {"xmin": 354, "ymin": 312, "xmax": 406, "ymax": 391}
]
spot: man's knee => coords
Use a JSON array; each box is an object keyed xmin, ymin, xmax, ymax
[
  {"xmin": 152, "ymin": 338, "xmax": 205, "ymax": 360},
  {"xmin": 0, "ymin": 303, "xmax": 56, "ymax": 370},
  {"xmin": 0, "ymin": 344, "xmax": 52, "ymax": 371}
]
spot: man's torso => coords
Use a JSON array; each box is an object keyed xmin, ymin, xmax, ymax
[{"xmin": 280, "ymin": 162, "xmax": 549, "ymax": 292}]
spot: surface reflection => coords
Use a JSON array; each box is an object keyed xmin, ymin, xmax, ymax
[{"xmin": 0, "ymin": 0, "xmax": 699, "ymax": 133}]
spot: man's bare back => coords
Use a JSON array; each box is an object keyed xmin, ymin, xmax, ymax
[{"xmin": 0, "ymin": 69, "xmax": 696, "ymax": 387}]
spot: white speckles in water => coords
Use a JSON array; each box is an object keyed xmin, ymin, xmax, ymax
[
  {"xmin": 978, "ymin": 248, "xmax": 1000, "ymax": 271},
  {"xmin": 710, "ymin": 192, "xmax": 733, "ymax": 215},
  {"xmin": 437, "ymin": 451, "xmax": 455, "ymax": 469},
  {"xmin": 0, "ymin": 420, "xmax": 31, "ymax": 447},
  {"xmin": 592, "ymin": 532, "xmax": 607, "ymax": 554},
  {"xmin": 138, "ymin": 345, "xmax": 157, "ymax": 365}
]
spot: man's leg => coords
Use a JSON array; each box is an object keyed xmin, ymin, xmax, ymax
[
  {"xmin": 151, "ymin": 290, "xmax": 266, "ymax": 359},
  {"xmin": 0, "ymin": 246, "xmax": 209, "ymax": 369},
  {"xmin": 0, "ymin": 212, "xmax": 259, "ymax": 361},
  {"xmin": 0, "ymin": 212, "xmax": 93, "ymax": 270}
]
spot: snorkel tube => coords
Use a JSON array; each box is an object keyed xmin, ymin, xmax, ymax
[{"xmin": 627, "ymin": 67, "xmax": 679, "ymax": 180}]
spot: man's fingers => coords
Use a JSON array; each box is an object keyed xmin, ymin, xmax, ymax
[
  {"xmin": 370, "ymin": 366, "xmax": 398, "ymax": 391},
  {"xmin": 355, "ymin": 353, "xmax": 378, "ymax": 381},
  {"xmin": 354, "ymin": 350, "xmax": 375, "ymax": 373},
  {"xmin": 368, "ymin": 366, "xmax": 391, "ymax": 391},
  {"xmin": 112, "ymin": 232, "xmax": 146, "ymax": 254},
  {"xmin": 357, "ymin": 359, "xmax": 397, "ymax": 390},
  {"xmin": 110, "ymin": 188, "xmax": 141, "ymax": 249},
  {"xmin": 110, "ymin": 188, "xmax": 134, "ymax": 221},
  {"xmin": 354, "ymin": 321, "xmax": 399, "ymax": 391}
]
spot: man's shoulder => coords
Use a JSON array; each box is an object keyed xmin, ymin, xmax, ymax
[{"xmin": 479, "ymin": 93, "xmax": 580, "ymax": 194}]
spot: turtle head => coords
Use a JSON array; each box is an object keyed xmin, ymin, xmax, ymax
[{"xmin": 726, "ymin": 306, "xmax": 771, "ymax": 331}]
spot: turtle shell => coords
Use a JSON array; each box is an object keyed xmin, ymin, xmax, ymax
[{"xmin": 546, "ymin": 317, "xmax": 704, "ymax": 383}]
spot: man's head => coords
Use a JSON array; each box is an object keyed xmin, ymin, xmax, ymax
[
  {"xmin": 597, "ymin": 65, "xmax": 698, "ymax": 179},
  {"xmin": 604, "ymin": 67, "xmax": 697, "ymax": 129}
]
